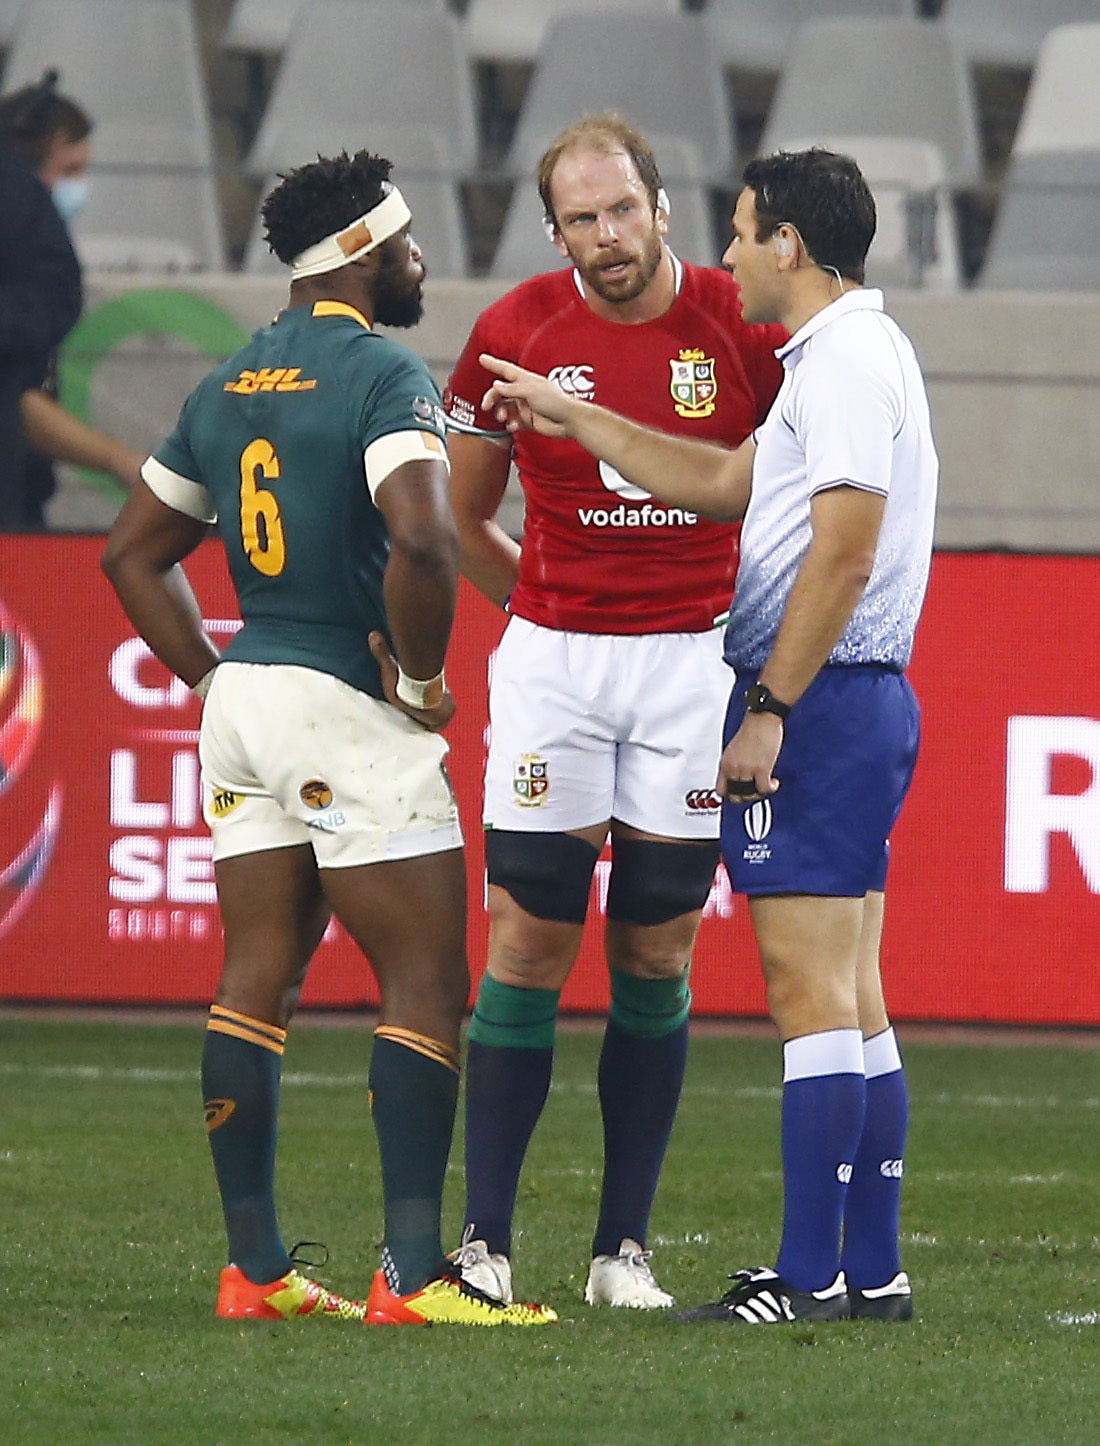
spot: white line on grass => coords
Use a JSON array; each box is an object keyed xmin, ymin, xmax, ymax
[{"xmin": 1, "ymin": 1063, "xmax": 1097, "ymax": 1112}]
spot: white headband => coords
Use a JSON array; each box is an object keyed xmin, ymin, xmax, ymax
[
  {"xmin": 542, "ymin": 187, "xmax": 671, "ymax": 241},
  {"xmin": 290, "ymin": 184, "xmax": 411, "ymax": 279}
]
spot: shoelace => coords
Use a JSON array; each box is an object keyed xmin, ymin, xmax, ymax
[
  {"xmin": 288, "ymin": 1240, "xmax": 331, "ymax": 1271},
  {"xmin": 451, "ymin": 1222, "xmax": 487, "ymax": 1270},
  {"xmin": 622, "ymin": 1245, "xmax": 658, "ymax": 1280},
  {"xmin": 719, "ymin": 1268, "xmax": 768, "ymax": 1302},
  {"xmin": 440, "ymin": 1262, "xmax": 506, "ymax": 1308}
]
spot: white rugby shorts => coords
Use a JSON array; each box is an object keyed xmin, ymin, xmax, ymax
[
  {"xmin": 484, "ymin": 617, "xmax": 731, "ymax": 838},
  {"xmin": 199, "ymin": 662, "xmax": 463, "ymax": 866}
]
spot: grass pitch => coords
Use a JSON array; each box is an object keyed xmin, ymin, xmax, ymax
[{"xmin": 1, "ymin": 1016, "xmax": 1097, "ymax": 1444}]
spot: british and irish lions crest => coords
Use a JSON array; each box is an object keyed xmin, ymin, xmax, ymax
[
  {"xmin": 670, "ymin": 349, "xmax": 717, "ymax": 419},
  {"xmin": 513, "ymin": 754, "xmax": 549, "ymax": 807},
  {"xmin": 0, "ymin": 600, "xmax": 63, "ymax": 938}
]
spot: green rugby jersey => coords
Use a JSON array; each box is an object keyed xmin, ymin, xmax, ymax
[{"xmin": 152, "ymin": 300, "xmax": 448, "ymax": 700}]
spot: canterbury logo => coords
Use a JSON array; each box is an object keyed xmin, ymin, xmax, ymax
[
  {"xmin": 547, "ymin": 364, "xmax": 595, "ymax": 399},
  {"xmin": 204, "ymin": 1098, "xmax": 236, "ymax": 1131},
  {"xmin": 836, "ymin": 1162, "xmax": 854, "ymax": 1184},
  {"xmin": 880, "ymin": 1158, "xmax": 905, "ymax": 1179},
  {"xmin": 685, "ymin": 789, "xmax": 721, "ymax": 811}
]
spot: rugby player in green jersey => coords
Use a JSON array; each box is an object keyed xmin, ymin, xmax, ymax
[{"xmin": 103, "ymin": 151, "xmax": 555, "ymax": 1327}]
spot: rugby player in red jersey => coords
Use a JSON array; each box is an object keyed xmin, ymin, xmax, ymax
[{"xmin": 444, "ymin": 114, "xmax": 785, "ymax": 1309}]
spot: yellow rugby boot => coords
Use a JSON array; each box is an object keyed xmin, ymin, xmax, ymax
[
  {"xmin": 216, "ymin": 1264, "xmax": 367, "ymax": 1321},
  {"xmin": 366, "ymin": 1267, "xmax": 557, "ymax": 1326}
]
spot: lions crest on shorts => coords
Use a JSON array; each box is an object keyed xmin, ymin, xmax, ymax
[
  {"xmin": 670, "ymin": 349, "xmax": 717, "ymax": 419},
  {"xmin": 513, "ymin": 754, "xmax": 549, "ymax": 807}
]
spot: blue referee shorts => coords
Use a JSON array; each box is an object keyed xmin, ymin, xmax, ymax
[{"xmin": 720, "ymin": 665, "xmax": 920, "ymax": 897}]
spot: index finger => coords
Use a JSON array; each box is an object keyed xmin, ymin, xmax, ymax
[{"xmin": 479, "ymin": 353, "xmax": 519, "ymax": 381}]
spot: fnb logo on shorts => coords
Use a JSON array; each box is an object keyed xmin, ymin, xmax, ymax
[
  {"xmin": 548, "ymin": 364, "xmax": 595, "ymax": 400},
  {"xmin": 685, "ymin": 789, "xmax": 721, "ymax": 812}
]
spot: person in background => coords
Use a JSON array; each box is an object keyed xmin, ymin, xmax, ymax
[
  {"xmin": 0, "ymin": 69, "xmax": 142, "ymax": 527},
  {"xmin": 0, "ymin": 69, "xmax": 83, "ymax": 530},
  {"xmin": 444, "ymin": 113, "xmax": 785, "ymax": 1310}
]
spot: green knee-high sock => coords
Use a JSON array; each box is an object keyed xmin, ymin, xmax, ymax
[
  {"xmin": 202, "ymin": 1005, "xmax": 292, "ymax": 1285},
  {"xmin": 463, "ymin": 973, "xmax": 560, "ymax": 1257},
  {"xmin": 369, "ymin": 1026, "xmax": 461, "ymax": 1294},
  {"xmin": 593, "ymin": 969, "xmax": 691, "ymax": 1258}
]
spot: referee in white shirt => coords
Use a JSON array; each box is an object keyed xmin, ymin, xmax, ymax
[{"xmin": 476, "ymin": 146, "xmax": 938, "ymax": 1327}]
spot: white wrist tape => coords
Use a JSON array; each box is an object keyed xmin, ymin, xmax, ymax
[
  {"xmin": 395, "ymin": 666, "xmax": 446, "ymax": 710},
  {"xmin": 192, "ymin": 667, "xmax": 217, "ymax": 700}
]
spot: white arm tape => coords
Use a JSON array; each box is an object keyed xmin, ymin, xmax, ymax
[
  {"xmin": 395, "ymin": 666, "xmax": 446, "ymax": 710},
  {"xmin": 141, "ymin": 456, "xmax": 217, "ymax": 523},
  {"xmin": 364, "ymin": 429, "xmax": 449, "ymax": 500}
]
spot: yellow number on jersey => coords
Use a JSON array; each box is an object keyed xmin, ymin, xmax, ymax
[{"xmin": 239, "ymin": 438, "xmax": 286, "ymax": 576}]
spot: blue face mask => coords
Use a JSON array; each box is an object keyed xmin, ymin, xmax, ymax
[{"xmin": 52, "ymin": 176, "xmax": 89, "ymax": 225}]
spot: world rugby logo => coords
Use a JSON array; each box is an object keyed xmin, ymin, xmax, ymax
[
  {"xmin": 0, "ymin": 601, "xmax": 63, "ymax": 938},
  {"xmin": 743, "ymin": 798, "xmax": 773, "ymax": 842}
]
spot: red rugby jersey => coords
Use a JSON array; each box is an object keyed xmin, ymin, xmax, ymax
[{"xmin": 444, "ymin": 261, "xmax": 785, "ymax": 634}]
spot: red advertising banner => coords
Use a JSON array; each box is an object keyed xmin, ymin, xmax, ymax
[{"xmin": 0, "ymin": 537, "xmax": 1097, "ymax": 1023}]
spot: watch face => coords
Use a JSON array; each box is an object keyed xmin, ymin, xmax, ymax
[{"xmin": 745, "ymin": 684, "xmax": 788, "ymax": 718}]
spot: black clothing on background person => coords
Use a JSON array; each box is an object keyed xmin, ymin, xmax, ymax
[{"xmin": 0, "ymin": 143, "xmax": 82, "ymax": 530}]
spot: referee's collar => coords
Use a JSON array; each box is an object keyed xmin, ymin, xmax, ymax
[{"xmin": 776, "ymin": 287, "xmax": 883, "ymax": 360}]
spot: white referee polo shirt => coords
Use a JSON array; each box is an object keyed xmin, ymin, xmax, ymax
[{"xmin": 726, "ymin": 288, "xmax": 939, "ymax": 672}]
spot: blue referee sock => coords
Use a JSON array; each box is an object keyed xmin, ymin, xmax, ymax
[
  {"xmin": 775, "ymin": 1029, "xmax": 866, "ymax": 1293},
  {"xmin": 841, "ymin": 1027, "xmax": 909, "ymax": 1290},
  {"xmin": 463, "ymin": 974, "xmax": 560, "ymax": 1258},
  {"xmin": 592, "ymin": 969, "xmax": 690, "ymax": 1258}
]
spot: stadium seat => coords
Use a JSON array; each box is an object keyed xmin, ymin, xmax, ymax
[
  {"xmin": 223, "ymin": 0, "xmax": 448, "ymax": 59},
  {"xmin": 980, "ymin": 22, "xmax": 1100, "ymax": 289},
  {"xmin": 505, "ymin": 12, "xmax": 735, "ymax": 186},
  {"xmin": 0, "ymin": 0, "xmax": 25, "ymax": 48},
  {"xmin": 774, "ymin": 135, "xmax": 961, "ymax": 290},
  {"xmin": 462, "ymin": 0, "xmax": 684, "ymax": 66},
  {"xmin": 942, "ymin": 0, "xmax": 1100, "ymax": 69},
  {"xmin": 760, "ymin": 17, "xmax": 983, "ymax": 188},
  {"xmin": 245, "ymin": 130, "xmax": 470, "ymax": 279},
  {"xmin": 246, "ymin": 2, "xmax": 477, "ymax": 181},
  {"xmin": 490, "ymin": 141, "xmax": 720, "ymax": 279},
  {"xmin": 4, "ymin": 0, "xmax": 224, "ymax": 269},
  {"xmin": 702, "ymin": 0, "xmax": 919, "ymax": 74}
]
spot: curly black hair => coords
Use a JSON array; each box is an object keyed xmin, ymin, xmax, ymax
[{"xmin": 261, "ymin": 150, "xmax": 394, "ymax": 265}]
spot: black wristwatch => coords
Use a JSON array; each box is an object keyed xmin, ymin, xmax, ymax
[{"xmin": 744, "ymin": 682, "xmax": 792, "ymax": 721}]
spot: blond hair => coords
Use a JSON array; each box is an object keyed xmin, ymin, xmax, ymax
[{"xmin": 536, "ymin": 112, "xmax": 663, "ymax": 228}]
